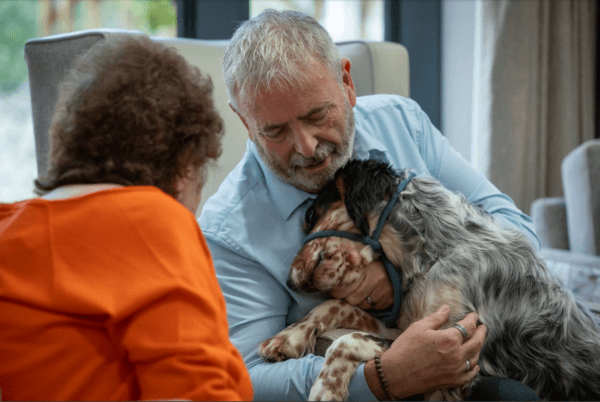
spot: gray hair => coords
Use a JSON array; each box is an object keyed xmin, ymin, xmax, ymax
[{"xmin": 223, "ymin": 9, "xmax": 343, "ymax": 111}]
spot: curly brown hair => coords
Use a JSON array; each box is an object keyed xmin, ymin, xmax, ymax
[{"xmin": 35, "ymin": 34, "xmax": 223, "ymax": 198}]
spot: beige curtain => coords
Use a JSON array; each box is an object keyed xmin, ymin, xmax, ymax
[{"xmin": 471, "ymin": 0, "xmax": 596, "ymax": 213}]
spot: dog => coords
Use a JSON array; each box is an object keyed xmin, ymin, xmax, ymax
[{"xmin": 259, "ymin": 159, "xmax": 600, "ymax": 401}]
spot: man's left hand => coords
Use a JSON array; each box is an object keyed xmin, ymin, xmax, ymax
[{"xmin": 328, "ymin": 259, "xmax": 393, "ymax": 310}]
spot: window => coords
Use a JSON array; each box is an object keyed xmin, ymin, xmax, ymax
[
  {"xmin": 0, "ymin": 0, "xmax": 177, "ymax": 203},
  {"xmin": 250, "ymin": 0, "xmax": 384, "ymax": 42},
  {"xmin": 1, "ymin": 0, "xmax": 385, "ymax": 203}
]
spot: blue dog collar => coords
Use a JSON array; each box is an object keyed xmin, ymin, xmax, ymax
[{"xmin": 303, "ymin": 171, "xmax": 417, "ymax": 328}]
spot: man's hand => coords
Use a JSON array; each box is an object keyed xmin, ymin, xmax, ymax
[
  {"xmin": 328, "ymin": 259, "xmax": 393, "ymax": 310},
  {"xmin": 370, "ymin": 305, "xmax": 486, "ymax": 399}
]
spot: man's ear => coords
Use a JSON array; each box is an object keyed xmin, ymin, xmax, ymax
[
  {"xmin": 229, "ymin": 101, "xmax": 254, "ymax": 141},
  {"xmin": 175, "ymin": 173, "xmax": 186, "ymax": 197},
  {"xmin": 341, "ymin": 58, "xmax": 356, "ymax": 107}
]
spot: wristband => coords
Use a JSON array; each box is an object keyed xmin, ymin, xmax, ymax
[{"xmin": 374, "ymin": 354, "xmax": 396, "ymax": 401}]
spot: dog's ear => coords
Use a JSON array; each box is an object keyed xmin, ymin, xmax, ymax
[
  {"xmin": 306, "ymin": 159, "xmax": 399, "ymax": 235},
  {"xmin": 379, "ymin": 213, "xmax": 426, "ymax": 268},
  {"xmin": 339, "ymin": 160, "xmax": 399, "ymax": 236},
  {"xmin": 335, "ymin": 174, "xmax": 371, "ymax": 236},
  {"xmin": 304, "ymin": 174, "xmax": 344, "ymax": 233}
]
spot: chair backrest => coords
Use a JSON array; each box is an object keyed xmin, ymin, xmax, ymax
[
  {"xmin": 25, "ymin": 29, "xmax": 409, "ymax": 214},
  {"xmin": 561, "ymin": 139, "xmax": 600, "ymax": 256}
]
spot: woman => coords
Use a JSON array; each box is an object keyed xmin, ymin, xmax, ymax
[{"xmin": 0, "ymin": 35, "xmax": 252, "ymax": 401}]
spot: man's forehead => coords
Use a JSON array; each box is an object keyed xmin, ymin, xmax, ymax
[
  {"xmin": 239, "ymin": 61, "xmax": 339, "ymax": 107},
  {"xmin": 242, "ymin": 83, "xmax": 337, "ymax": 127}
]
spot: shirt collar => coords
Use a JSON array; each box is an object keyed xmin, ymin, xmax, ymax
[{"xmin": 352, "ymin": 128, "xmax": 390, "ymax": 162}]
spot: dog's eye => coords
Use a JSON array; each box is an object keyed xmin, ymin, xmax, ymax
[
  {"xmin": 306, "ymin": 209, "xmax": 318, "ymax": 231},
  {"xmin": 307, "ymin": 209, "xmax": 315, "ymax": 224}
]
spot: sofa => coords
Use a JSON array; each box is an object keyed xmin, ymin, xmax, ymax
[{"xmin": 531, "ymin": 139, "xmax": 600, "ymax": 316}]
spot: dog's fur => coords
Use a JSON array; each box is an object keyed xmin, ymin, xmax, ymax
[{"xmin": 259, "ymin": 159, "xmax": 600, "ymax": 401}]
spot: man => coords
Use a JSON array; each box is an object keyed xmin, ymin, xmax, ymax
[{"xmin": 199, "ymin": 9, "xmax": 540, "ymax": 401}]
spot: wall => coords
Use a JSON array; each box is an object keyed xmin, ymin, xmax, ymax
[{"xmin": 441, "ymin": 0, "xmax": 477, "ymax": 162}]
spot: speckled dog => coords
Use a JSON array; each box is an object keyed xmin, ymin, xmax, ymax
[{"xmin": 260, "ymin": 159, "xmax": 600, "ymax": 401}]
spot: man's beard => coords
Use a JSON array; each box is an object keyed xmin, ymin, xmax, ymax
[{"xmin": 254, "ymin": 98, "xmax": 355, "ymax": 193}]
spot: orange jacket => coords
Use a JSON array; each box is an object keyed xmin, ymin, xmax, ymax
[{"xmin": 0, "ymin": 187, "xmax": 252, "ymax": 401}]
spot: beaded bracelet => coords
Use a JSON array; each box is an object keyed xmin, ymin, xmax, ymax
[{"xmin": 374, "ymin": 354, "xmax": 396, "ymax": 401}]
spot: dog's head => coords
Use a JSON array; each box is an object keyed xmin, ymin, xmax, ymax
[{"xmin": 287, "ymin": 159, "xmax": 429, "ymax": 294}]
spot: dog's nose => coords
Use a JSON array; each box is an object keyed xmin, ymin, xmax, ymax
[{"xmin": 286, "ymin": 276, "xmax": 299, "ymax": 292}]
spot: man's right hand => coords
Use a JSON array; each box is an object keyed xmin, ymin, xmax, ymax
[{"xmin": 365, "ymin": 305, "xmax": 486, "ymax": 400}]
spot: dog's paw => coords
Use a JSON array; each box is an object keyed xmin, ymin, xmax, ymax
[
  {"xmin": 308, "ymin": 332, "xmax": 390, "ymax": 401},
  {"xmin": 309, "ymin": 377, "xmax": 347, "ymax": 401},
  {"xmin": 308, "ymin": 359, "xmax": 353, "ymax": 401},
  {"xmin": 259, "ymin": 324, "xmax": 318, "ymax": 362}
]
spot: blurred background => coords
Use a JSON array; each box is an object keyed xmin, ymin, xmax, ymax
[
  {"xmin": 0, "ymin": 0, "xmax": 385, "ymax": 203},
  {"xmin": 0, "ymin": 0, "xmax": 598, "ymax": 215},
  {"xmin": 1, "ymin": 0, "xmax": 177, "ymax": 203}
]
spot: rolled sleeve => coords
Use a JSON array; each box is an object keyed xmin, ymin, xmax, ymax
[{"xmin": 414, "ymin": 102, "xmax": 540, "ymax": 250}]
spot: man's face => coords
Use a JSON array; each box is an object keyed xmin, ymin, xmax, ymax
[{"xmin": 235, "ymin": 59, "xmax": 357, "ymax": 193}]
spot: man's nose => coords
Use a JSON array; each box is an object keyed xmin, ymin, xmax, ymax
[{"xmin": 291, "ymin": 123, "xmax": 319, "ymax": 157}]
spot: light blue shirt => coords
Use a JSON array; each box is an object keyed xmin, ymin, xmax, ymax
[{"xmin": 199, "ymin": 95, "xmax": 540, "ymax": 401}]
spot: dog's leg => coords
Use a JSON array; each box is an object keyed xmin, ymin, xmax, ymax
[
  {"xmin": 418, "ymin": 266, "xmax": 478, "ymax": 401},
  {"xmin": 260, "ymin": 299, "xmax": 400, "ymax": 362},
  {"xmin": 309, "ymin": 332, "xmax": 392, "ymax": 401}
]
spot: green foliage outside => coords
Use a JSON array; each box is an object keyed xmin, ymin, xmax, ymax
[
  {"xmin": 145, "ymin": 0, "xmax": 177, "ymax": 33},
  {"xmin": 0, "ymin": 0, "xmax": 38, "ymax": 94},
  {"xmin": 0, "ymin": 0, "xmax": 176, "ymax": 95}
]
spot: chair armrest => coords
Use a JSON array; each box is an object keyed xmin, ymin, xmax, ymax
[
  {"xmin": 540, "ymin": 248, "xmax": 600, "ymax": 319},
  {"xmin": 530, "ymin": 197, "xmax": 569, "ymax": 250},
  {"xmin": 561, "ymin": 139, "xmax": 600, "ymax": 256}
]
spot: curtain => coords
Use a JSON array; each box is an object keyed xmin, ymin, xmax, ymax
[{"xmin": 471, "ymin": 0, "xmax": 596, "ymax": 213}]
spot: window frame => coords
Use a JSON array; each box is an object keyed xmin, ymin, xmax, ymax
[{"xmin": 176, "ymin": 0, "xmax": 442, "ymax": 130}]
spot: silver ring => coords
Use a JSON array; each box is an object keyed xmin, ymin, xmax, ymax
[
  {"xmin": 465, "ymin": 359, "xmax": 471, "ymax": 373},
  {"xmin": 452, "ymin": 323, "xmax": 468, "ymax": 342},
  {"xmin": 366, "ymin": 296, "xmax": 375, "ymax": 307}
]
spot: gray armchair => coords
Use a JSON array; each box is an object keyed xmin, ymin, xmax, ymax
[{"xmin": 531, "ymin": 139, "xmax": 600, "ymax": 316}]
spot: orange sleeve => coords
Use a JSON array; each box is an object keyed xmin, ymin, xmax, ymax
[{"xmin": 104, "ymin": 192, "xmax": 253, "ymax": 401}]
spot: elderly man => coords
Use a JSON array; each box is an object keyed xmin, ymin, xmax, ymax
[{"xmin": 199, "ymin": 9, "xmax": 540, "ymax": 401}]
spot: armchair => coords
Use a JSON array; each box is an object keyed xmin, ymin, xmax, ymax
[
  {"xmin": 531, "ymin": 139, "xmax": 600, "ymax": 316},
  {"xmin": 24, "ymin": 29, "xmax": 409, "ymax": 215}
]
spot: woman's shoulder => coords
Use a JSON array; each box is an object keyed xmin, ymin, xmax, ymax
[
  {"xmin": 2, "ymin": 186, "xmax": 200, "ymax": 242},
  {"xmin": 44, "ymin": 186, "xmax": 197, "ymax": 234},
  {"xmin": 104, "ymin": 186, "xmax": 184, "ymax": 210},
  {"xmin": 94, "ymin": 186, "xmax": 199, "ymax": 230}
]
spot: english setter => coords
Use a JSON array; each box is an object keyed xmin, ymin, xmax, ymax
[{"xmin": 260, "ymin": 159, "xmax": 600, "ymax": 401}]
